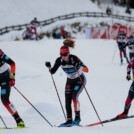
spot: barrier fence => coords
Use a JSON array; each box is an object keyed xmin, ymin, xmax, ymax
[{"xmin": 0, "ymin": 12, "xmax": 134, "ymax": 35}]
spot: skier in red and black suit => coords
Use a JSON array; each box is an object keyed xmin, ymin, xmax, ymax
[
  {"xmin": 116, "ymin": 29, "xmax": 129, "ymax": 64},
  {"xmin": 117, "ymin": 57, "xmax": 134, "ymax": 118},
  {"xmin": 0, "ymin": 49, "xmax": 25, "ymax": 127},
  {"xmin": 125, "ymin": 35, "xmax": 134, "ymax": 60},
  {"xmin": 125, "ymin": 35, "xmax": 134, "ymax": 78},
  {"xmin": 45, "ymin": 39, "xmax": 88, "ymax": 126}
]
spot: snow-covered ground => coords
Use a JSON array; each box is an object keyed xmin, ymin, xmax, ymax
[
  {"xmin": 0, "ymin": 0, "xmax": 134, "ymax": 41},
  {"xmin": 0, "ymin": 39, "xmax": 134, "ymax": 134}
]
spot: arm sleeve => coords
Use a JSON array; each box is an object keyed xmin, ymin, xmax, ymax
[
  {"xmin": 75, "ymin": 56, "xmax": 89, "ymax": 73},
  {"xmin": 0, "ymin": 50, "xmax": 15, "ymax": 75},
  {"xmin": 50, "ymin": 57, "xmax": 61, "ymax": 74}
]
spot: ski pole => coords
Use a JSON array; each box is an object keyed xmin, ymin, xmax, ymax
[
  {"xmin": 0, "ymin": 116, "xmax": 8, "ymax": 129},
  {"xmin": 13, "ymin": 86, "xmax": 53, "ymax": 127},
  {"xmin": 49, "ymin": 72, "xmax": 67, "ymax": 121},
  {"xmin": 75, "ymin": 68, "xmax": 103, "ymax": 126}
]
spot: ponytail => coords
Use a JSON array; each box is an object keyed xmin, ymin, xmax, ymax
[{"xmin": 63, "ymin": 38, "xmax": 75, "ymax": 48}]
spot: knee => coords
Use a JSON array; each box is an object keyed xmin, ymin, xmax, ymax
[
  {"xmin": 1, "ymin": 98, "xmax": 9, "ymax": 106},
  {"xmin": 128, "ymin": 90, "xmax": 134, "ymax": 100},
  {"xmin": 1, "ymin": 95, "xmax": 9, "ymax": 105}
]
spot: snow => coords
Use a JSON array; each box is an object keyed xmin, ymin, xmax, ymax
[
  {"xmin": 0, "ymin": 0, "xmax": 101, "ymax": 28},
  {"xmin": 0, "ymin": 39, "xmax": 134, "ymax": 134},
  {"xmin": 0, "ymin": 0, "xmax": 134, "ymax": 133},
  {"xmin": 0, "ymin": 0, "xmax": 134, "ymax": 41},
  {"xmin": 0, "ymin": 0, "xmax": 133, "ymax": 29}
]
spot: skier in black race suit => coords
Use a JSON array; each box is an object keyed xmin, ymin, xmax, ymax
[
  {"xmin": 116, "ymin": 29, "xmax": 129, "ymax": 64},
  {"xmin": 117, "ymin": 56, "xmax": 134, "ymax": 118},
  {"xmin": 125, "ymin": 35, "xmax": 134, "ymax": 78},
  {"xmin": 45, "ymin": 39, "xmax": 88, "ymax": 126},
  {"xmin": 0, "ymin": 49, "xmax": 25, "ymax": 127}
]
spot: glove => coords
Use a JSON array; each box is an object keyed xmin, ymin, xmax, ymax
[
  {"xmin": 9, "ymin": 74, "xmax": 15, "ymax": 86},
  {"xmin": 45, "ymin": 62, "xmax": 51, "ymax": 68},
  {"xmin": 126, "ymin": 74, "xmax": 131, "ymax": 81}
]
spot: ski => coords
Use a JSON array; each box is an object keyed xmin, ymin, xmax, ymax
[
  {"xmin": 85, "ymin": 115, "xmax": 134, "ymax": 127},
  {"xmin": 0, "ymin": 127, "xmax": 29, "ymax": 129},
  {"xmin": 54, "ymin": 124, "xmax": 82, "ymax": 127}
]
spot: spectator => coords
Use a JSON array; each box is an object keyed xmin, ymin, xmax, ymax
[{"xmin": 106, "ymin": 7, "xmax": 112, "ymax": 16}]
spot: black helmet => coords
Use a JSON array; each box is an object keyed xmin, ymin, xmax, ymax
[{"xmin": 34, "ymin": 17, "xmax": 37, "ymax": 21}]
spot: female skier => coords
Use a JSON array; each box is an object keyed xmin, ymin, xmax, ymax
[
  {"xmin": 45, "ymin": 39, "xmax": 88, "ymax": 127},
  {"xmin": 0, "ymin": 49, "xmax": 25, "ymax": 127}
]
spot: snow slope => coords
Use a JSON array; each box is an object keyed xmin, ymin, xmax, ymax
[
  {"xmin": 0, "ymin": 0, "xmax": 101, "ymax": 28},
  {"xmin": 0, "ymin": 39, "xmax": 134, "ymax": 134},
  {"xmin": 0, "ymin": 0, "xmax": 134, "ymax": 29},
  {"xmin": 1, "ymin": 0, "xmax": 134, "ymax": 41}
]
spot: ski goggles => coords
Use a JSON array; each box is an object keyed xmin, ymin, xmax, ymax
[{"xmin": 60, "ymin": 53, "xmax": 69, "ymax": 57}]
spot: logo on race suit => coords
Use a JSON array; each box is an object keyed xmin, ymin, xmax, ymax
[
  {"xmin": 66, "ymin": 85, "xmax": 70, "ymax": 89},
  {"xmin": 9, "ymin": 103, "xmax": 17, "ymax": 113}
]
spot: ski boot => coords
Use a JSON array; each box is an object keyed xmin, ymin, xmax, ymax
[
  {"xmin": 60, "ymin": 118, "xmax": 72, "ymax": 127},
  {"xmin": 72, "ymin": 111, "xmax": 81, "ymax": 125},
  {"xmin": 117, "ymin": 108, "xmax": 128, "ymax": 118},
  {"xmin": 17, "ymin": 120, "xmax": 25, "ymax": 128},
  {"xmin": 121, "ymin": 59, "xmax": 123, "ymax": 65},
  {"xmin": 13, "ymin": 114, "xmax": 25, "ymax": 128}
]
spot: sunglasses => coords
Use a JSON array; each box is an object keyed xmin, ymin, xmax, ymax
[{"xmin": 60, "ymin": 53, "xmax": 68, "ymax": 57}]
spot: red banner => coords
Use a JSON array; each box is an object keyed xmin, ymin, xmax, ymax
[{"xmin": 85, "ymin": 25, "xmax": 133, "ymax": 39}]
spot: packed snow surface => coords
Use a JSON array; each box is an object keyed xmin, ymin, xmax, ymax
[{"xmin": 0, "ymin": 39, "xmax": 134, "ymax": 134}]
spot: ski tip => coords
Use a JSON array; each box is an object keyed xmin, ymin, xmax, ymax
[{"xmin": 85, "ymin": 122, "xmax": 102, "ymax": 127}]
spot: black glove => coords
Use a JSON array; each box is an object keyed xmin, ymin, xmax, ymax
[
  {"xmin": 45, "ymin": 62, "xmax": 51, "ymax": 68},
  {"xmin": 126, "ymin": 75, "xmax": 131, "ymax": 81}
]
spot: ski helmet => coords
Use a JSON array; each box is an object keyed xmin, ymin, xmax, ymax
[{"xmin": 34, "ymin": 17, "xmax": 37, "ymax": 21}]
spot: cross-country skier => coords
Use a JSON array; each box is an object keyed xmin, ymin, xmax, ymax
[
  {"xmin": 45, "ymin": 38, "xmax": 88, "ymax": 127},
  {"xmin": 22, "ymin": 27, "xmax": 35, "ymax": 40},
  {"xmin": 117, "ymin": 56, "xmax": 134, "ymax": 118},
  {"xmin": 116, "ymin": 29, "xmax": 129, "ymax": 64},
  {"xmin": 125, "ymin": 35, "xmax": 134, "ymax": 78},
  {"xmin": 30, "ymin": 17, "xmax": 40, "ymax": 27},
  {"xmin": 29, "ymin": 17, "xmax": 40, "ymax": 40},
  {"xmin": 0, "ymin": 49, "xmax": 25, "ymax": 127},
  {"xmin": 125, "ymin": 35, "xmax": 134, "ymax": 60}
]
